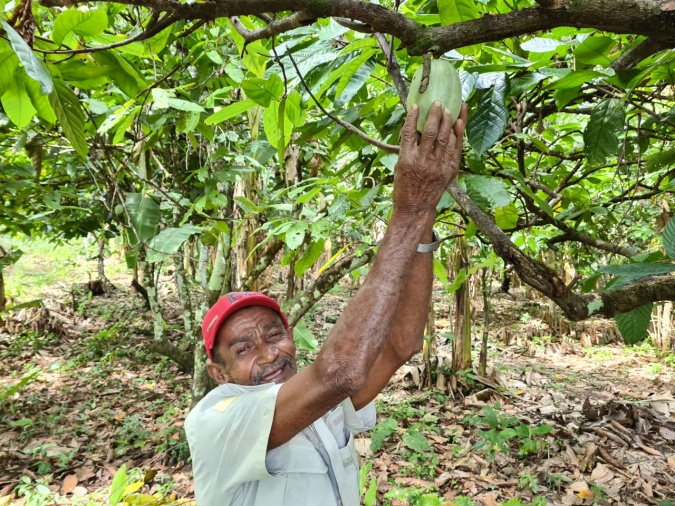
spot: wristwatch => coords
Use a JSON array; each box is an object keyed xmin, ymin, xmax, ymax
[{"xmin": 417, "ymin": 230, "xmax": 440, "ymax": 253}]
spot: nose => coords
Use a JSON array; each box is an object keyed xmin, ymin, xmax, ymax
[{"xmin": 257, "ymin": 342, "xmax": 278, "ymax": 365}]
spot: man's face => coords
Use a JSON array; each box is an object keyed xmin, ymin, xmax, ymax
[{"xmin": 207, "ymin": 306, "xmax": 297, "ymax": 386}]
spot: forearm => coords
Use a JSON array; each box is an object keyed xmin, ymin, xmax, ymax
[
  {"xmin": 385, "ymin": 213, "xmax": 436, "ymax": 363},
  {"xmin": 313, "ymin": 209, "xmax": 435, "ymax": 393}
]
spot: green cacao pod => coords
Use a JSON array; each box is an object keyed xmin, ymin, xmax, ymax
[{"xmin": 406, "ymin": 59, "xmax": 462, "ymax": 133}]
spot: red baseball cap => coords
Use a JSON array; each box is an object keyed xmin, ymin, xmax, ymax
[{"xmin": 201, "ymin": 292, "xmax": 289, "ymax": 362}]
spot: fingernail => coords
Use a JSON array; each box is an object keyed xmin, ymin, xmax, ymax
[
  {"xmin": 434, "ymin": 100, "xmax": 441, "ymax": 107},
  {"xmin": 412, "ymin": 104, "xmax": 419, "ymax": 110},
  {"xmin": 444, "ymin": 108, "xmax": 450, "ymax": 114}
]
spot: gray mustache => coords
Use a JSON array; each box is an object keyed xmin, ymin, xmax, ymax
[{"xmin": 251, "ymin": 356, "xmax": 294, "ymax": 385}]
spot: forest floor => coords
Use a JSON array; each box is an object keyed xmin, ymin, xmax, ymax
[{"xmin": 1, "ymin": 238, "xmax": 674, "ymax": 506}]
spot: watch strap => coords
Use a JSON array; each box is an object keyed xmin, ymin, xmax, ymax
[{"xmin": 417, "ymin": 230, "xmax": 440, "ymax": 253}]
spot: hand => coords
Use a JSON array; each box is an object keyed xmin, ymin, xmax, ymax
[{"xmin": 393, "ymin": 101, "xmax": 467, "ymax": 215}]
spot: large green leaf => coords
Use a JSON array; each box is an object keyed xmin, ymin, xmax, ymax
[
  {"xmin": 466, "ymin": 75, "xmax": 508, "ymax": 154},
  {"xmin": 293, "ymin": 320, "xmax": 318, "ymax": 351},
  {"xmin": 663, "ymin": 218, "xmax": 675, "ymax": 259},
  {"xmin": 284, "ymin": 221, "xmax": 308, "ymax": 251},
  {"xmin": 521, "ymin": 37, "xmax": 567, "ymax": 53},
  {"xmin": 495, "ymin": 204, "xmax": 519, "ymax": 230},
  {"xmin": 1, "ymin": 81, "xmax": 36, "ymax": 128},
  {"xmin": 335, "ymin": 49, "xmax": 376, "ymax": 100},
  {"xmin": 614, "ymin": 303, "xmax": 653, "ymax": 345},
  {"xmin": 574, "ymin": 36, "xmax": 615, "ymax": 66},
  {"xmin": 48, "ymin": 79, "xmax": 88, "ymax": 158},
  {"xmin": 583, "ymin": 99, "xmax": 625, "ymax": 165},
  {"xmin": 205, "ymin": 99, "xmax": 256, "ymax": 125},
  {"xmin": 1, "ymin": 20, "xmax": 53, "ymax": 95},
  {"xmin": 402, "ymin": 429, "xmax": 432, "ymax": 453},
  {"xmin": 462, "ymin": 175, "xmax": 511, "ymax": 211},
  {"xmin": 52, "ymin": 8, "xmax": 108, "ymax": 46},
  {"xmin": 263, "ymin": 100, "xmax": 292, "ymax": 154},
  {"xmin": 285, "ymin": 89, "xmax": 306, "ymax": 127},
  {"xmin": 0, "ymin": 248, "xmax": 22, "ymax": 270},
  {"xmin": 91, "ymin": 51, "xmax": 145, "ymax": 97},
  {"xmin": 295, "ymin": 239, "xmax": 326, "ymax": 277},
  {"xmin": 438, "ymin": 0, "xmax": 479, "ymax": 25},
  {"xmin": 336, "ymin": 59, "xmax": 375, "ymax": 108},
  {"xmin": 0, "ymin": 50, "xmax": 18, "ymax": 95},
  {"xmin": 146, "ymin": 225, "xmax": 203, "ymax": 263},
  {"xmin": 24, "ymin": 76, "xmax": 56, "ymax": 124},
  {"xmin": 545, "ymin": 70, "xmax": 608, "ymax": 90},
  {"xmin": 600, "ymin": 262, "xmax": 675, "ymax": 290},
  {"xmin": 125, "ymin": 193, "xmax": 160, "ymax": 245},
  {"xmin": 241, "ymin": 75, "xmax": 284, "ymax": 107}
]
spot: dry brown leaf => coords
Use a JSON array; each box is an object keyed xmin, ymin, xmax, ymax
[
  {"xmin": 569, "ymin": 480, "xmax": 590, "ymax": 493},
  {"xmin": 482, "ymin": 492, "xmax": 500, "ymax": 506},
  {"xmin": 0, "ymin": 495, "xmax": 12, "ymax": 506},
  {"xmin": 668, "ymin": 456, "xmax": 675, "ymax": 470},
  {"xmin": 62, "ymin": 474, "xmax": 78, "ymax": 494},
  {"xmin": 72, "ymin": 486, "xmax": 88, "ymax": 497},
  {"xmin": 658, "ymin": 427, "xmax": 675, "ymax": 441}
]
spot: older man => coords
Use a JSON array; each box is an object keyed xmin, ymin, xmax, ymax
[{"xmin": 185, "ymin": 101, "xmax": 467, "ymax": 505}]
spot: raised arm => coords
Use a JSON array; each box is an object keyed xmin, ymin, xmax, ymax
[
  {"xmin": 268, "ymin": 101, "xmax": 467, "ymax": 449},
  {"xmin": 350, "ymin": 103, "xmax": 467, "ymax": 410}
]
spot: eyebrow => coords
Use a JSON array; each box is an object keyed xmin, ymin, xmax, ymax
[{"xmin": 227, "ymin": 321, "xmax": 284, "ymax": 348}]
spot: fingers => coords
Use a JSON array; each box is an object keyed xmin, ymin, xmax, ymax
[
  {"xmin": 432, "ymin": 107, "xmax": 453, "ymax": 160},
  {"xmin": 419, "ymin": 101, "xmax": 443, "ymax": 152},
  {"xmin": 401, "ymin": 104, "xmax": 420, "ymax": 152},
  {"xmin": 451, "ymin": 103, "xmax": 468, "ymax": 153}
]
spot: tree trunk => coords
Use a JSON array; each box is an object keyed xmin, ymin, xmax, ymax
[
  {"xmin": 451, "ymin": 237, "xmax": 472, "ymax": 375},
  {"xmin": 479, "ymin": 267, "xmax": 491, "ymax": 376},
  {"xmin": 140, "ymin": 258, "xmax": 166, "ymax": 342}
]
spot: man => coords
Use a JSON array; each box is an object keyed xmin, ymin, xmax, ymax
[{"xmin": 185, "ymin": 101, "xmax": 467, "ymax": 505}]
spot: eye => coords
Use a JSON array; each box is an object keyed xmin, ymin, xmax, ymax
[
  {"xmin": 237, "ymin": 345, "xmax": 251, "ymax": 355},
  {"xmin": 269, "ymin": 330, "xmax": 284, "ymax": 340}
]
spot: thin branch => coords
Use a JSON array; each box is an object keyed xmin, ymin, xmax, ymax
[
  {"xmin": 285, "ymin": 51, "xmax": 400, "ymax": 153},
  {"xmin": 34, "ymin": 13, "xmax": 175, "ymax": 55},
  {"xmin": 229, "ymin": 12, "xmax": 316, "ymax": 43},
  {"xmin": 611, "ymin": 37, "xmax": 673, "ymax": 71},
  {"xmin": 374, "ymin": 32, "xmax": 407, "ymax": 108}
]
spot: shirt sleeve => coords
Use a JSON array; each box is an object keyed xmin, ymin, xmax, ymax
[
  {"xmin": 185, "ymin": 383, "xmax": 282, "ymax": 492},
  {"xmin": 340, "ymin": 398, "xmax": 376, "ymax": 433}
]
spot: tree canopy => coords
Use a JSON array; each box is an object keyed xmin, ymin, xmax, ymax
[{"xmin": 1, "ymin": 0, "xmax": 674, "ymax": 347}]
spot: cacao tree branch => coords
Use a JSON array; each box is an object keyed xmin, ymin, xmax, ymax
[
  {"xmin": 239, "ymin": 238, "xmax": 284, "ymax": 291},
  {"xmin": 230, "ymin": 12, "xmax": 316, "ymax": 43},
  {"xmin": 38, "ymin": 0, "xmax": 675, "ymax": 65},
  {"xmin": 611, "ymin": 37, "xmax": 673, "ymax": 70},
  {"xmin": 284, "ymin": 246, "xmax": 376, "ymax": 327},
  {"xmin": 375, "ymin": 32, "xmax": 408, "ymax": 109},
  {"xmin": 584, "ymin": 276, "xmax": 675, "ymax": 319}
]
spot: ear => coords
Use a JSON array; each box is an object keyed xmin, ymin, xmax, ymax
[{"xmin": 207, "ymin": 362, "xmax": 230, "ymax": 385}]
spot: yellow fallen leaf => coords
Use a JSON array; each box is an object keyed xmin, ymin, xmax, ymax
[{"xmin": 577, "ymin": 490, "xmax": 594, "ymax": 499}]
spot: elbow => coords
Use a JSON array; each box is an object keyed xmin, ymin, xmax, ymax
[{"xmin": 318, "ymin": 356, "xmax": 368, "ymax": 398}]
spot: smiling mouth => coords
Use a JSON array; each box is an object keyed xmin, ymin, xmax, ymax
[{"xmin": 261, "ymin": 364, "xmax": 286, "ymax": 383}]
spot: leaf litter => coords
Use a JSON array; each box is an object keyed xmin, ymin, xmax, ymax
[{"xmin": 0, "ymin": 275, "xmax": 673, "ymax": 505}]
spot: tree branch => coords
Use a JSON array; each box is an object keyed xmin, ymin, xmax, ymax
[
  {"xmin": 230, "ymin": 12, "xmax": 316, "ymax": 43},
  {"xmin": 375, "ymin": 32, "xmax": 408, "ymax": 109},
  {"xmin": 586, "ymin": 276, "xmax": 675, "ymax": 319},
  {"xmin": 611, "ymin": 37, "xmax": 673, "ymax": 70},
  {"xmin": 284, "ymin": 246, "xmax": 376, "ymax": 326}
]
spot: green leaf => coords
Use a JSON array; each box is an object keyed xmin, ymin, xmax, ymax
[
  {"xmin": 584, "ymin": 99, "xmax": 625, "ymax": 165},
  {"xmin": 467, "ymin": 75, "xmax": 508, "ymax": 154},
  {"xmin": 554, "ymin": 85, "xmax": 581, "ymax": 110},
  {"xmin": 433, "ymin": 257, "xmax": 448, "ymax": 286},
  {"xmin": 646, "ymin": 148, "xmax": 675, "ymax": 172},
  {"xmin": 263, "ymin": 100, "xmax": 292, "ymax": 154},
  {"xmin": 52, "ymin": 8, "xmax": 108, "ymax": 46},
  {"xmin": 125, "ymin": 193, "xmax": 160, "ymax": 245},
  {"xmin": 0, "ymin": 50, "xmax": 19, "ymax": 96},
  {"xmin": 462, "ymin": 175, "xmax": 510, "ymax": 211},
  {"xmin": 1, "ymin": 80, "xmax": 36, "ymax": 128},
  {"xmin": 91, "ymin": 51, "xmax": 145, "ymax": 97},
  {"xmin": 587, "ymin": 299, "xmax": 604, "ymax": 316},
  {"xmin": 0, "ymin": 248, "xmax": 22, "ymax": 270},
  {"xmin": 296, "ymin": 187, "xmax": 321, "ymax": 205},
  {"xmin": 521, "ymin": 37, "xmax": 566, "ymax": 53},
  {"xmin": 108, "ymin": 464, "xmax": 127, "ymax": 506},
  {"xmin": 241, "ymin": 74, "xmax": 284, "ymax": 107},
  {"xmin": 295, "ymin": 239, "xmax": 325, "ymax": 277},
  {"xmin": 663, "ymin": 218, "xmax": 675, "ymax": 259},
  {"xmin": 370, "ymin": 418, "xmax": 398, "ymax": 452},
  {"xmin": 438, "ymin": 0, "xmax": 479, "ymax": 25},
  {"xmin": 1, "ymin": 20, "xmax": 53, "ymax": 95},
  {"xmin": 49, "ymin": 79, "xmax": 88, "ymax": 158},
  {"xmin": 614, "ymin": 303, "xmax": 653, "ymax": 345},
  {"xmin": 574, "ymin": 36, "xmax": 616, "ymax": 66},
  {"xmin": 293, "ymin": 320, "xmax": 318, "ymax": 351},
  {"xmin": 24, "ymin": 75, "xmax": 56, "ymax": 123},
  {"xmin": 402, "ymin": 430, "xmax": 432, "ymax": 453},
  {"xmin": 146, "ymin": 225, "xmax": 203, "ymax": 263},
  {"xmin": 335, "ymin": 59, "xmax": 375, "ymax": 108},
  {"xmin": 205, "ymin": 99, "xmax": 256, "ymax": 125},
  {"xmin": 234, "ymin": 196, "xmax": 261, "ymax": 215},
  {"xmin": 167, "ymin": 98, "xmax": 204, "ymax": 113},
  {"xmin": 285, "ymin": 89, "xmax": 306, "ymax": 127},
  {"xmin": 335, "ymin": 49, "xmax": 376, "ymax": 100},
  {"xmin": 284, "ymin": 221, "xmax": 308, "ymax": 250},
  {"xmin": 545, "ymin": 70, "xmax": 608, "ymax": 90},
  {"xmin": 448, "ymin": 268, "xmax": 468, "ymax": 294},
  {"xmin": 495, "ymin": 204, "xmax": 519, "ymax": 230}
]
